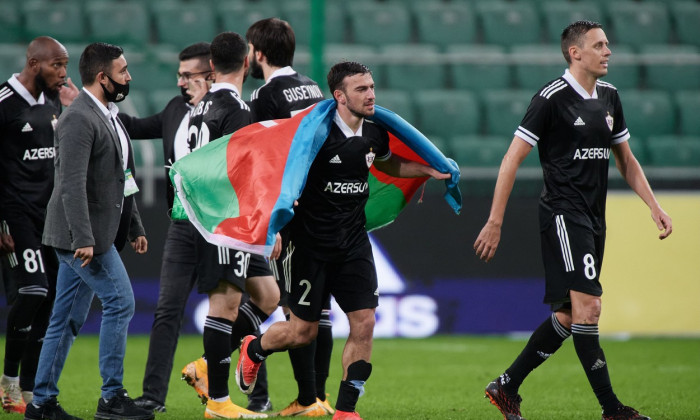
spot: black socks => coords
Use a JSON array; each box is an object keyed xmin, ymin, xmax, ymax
[
  {"xmin": 336, "ymin": 360, "xmax": 372, "ymax": 413},
  {"xmin": 203, "ymin": 316, "xmax": 233, "ymax": 399},
  {"xmin": 572, "ymin": 324, "xmax": 620, "ymax": 414},
  {"xmin": 502, "ymin": 313, "xmax": 570, "ymax": 395}
]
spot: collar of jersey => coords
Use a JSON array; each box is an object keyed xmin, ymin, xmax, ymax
[
  {"xmin": 563, "ymin": 69, "xmax": 598, "ymax": 100},
  {"xmin": 334, "ymin": 111, "xmax": 363, "ymax": 138},
  {"xmin": 82, "ymin": 87, "xmax": 119, "ymax": 118},
  {"xmin": 9, "ymin": 74, "xmax": 46, "ymax": 106},
  {"xmin": 266, "ymin": 66, "xmax": 296, "ymax": 83},
  {"xmin": 210, "ymin": 82, "xmax": 241, "ymax": 96}
]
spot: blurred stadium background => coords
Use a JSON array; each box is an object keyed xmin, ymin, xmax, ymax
[{"xmin": 1, "ymin": 0, "xmax": 698, "ymax": 337}]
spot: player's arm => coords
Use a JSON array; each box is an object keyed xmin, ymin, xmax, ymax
[
  {"xmin": 119, "ymin": 110, "xmax": 164, "ymax": 140},
  {"xmin": 612, "ymin": 141, "xmax": 672, "ymax": 239},
  {"xmin": 373, "ymin": 154, "xmax": 451, "ymax": 179},
  {"xmin": 474, "ymin": 136, "xmax": 532, "ymax": 262}
]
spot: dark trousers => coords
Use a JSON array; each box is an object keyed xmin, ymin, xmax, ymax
[{"xmin": 142, "ymin": 220, "xmax": 198, "ymax": 404}]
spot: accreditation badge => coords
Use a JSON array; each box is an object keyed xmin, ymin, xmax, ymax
[{"xmin": 124, "ymin": 169, "xmax": 139, "ymax": 197}]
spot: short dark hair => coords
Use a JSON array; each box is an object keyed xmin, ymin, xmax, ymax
[
  {"xmin": 561, "ymin": 20, "xmax": 603, "ymax": 64},
  {"xmin": 210, "ymin": 32, "xmax": 247, "ymax": 75},
  {"xmin": 327, "ymin": 61, "xmax": 372, "ymax": 95},
  {"xmin": 246, "ymin": 18, "xmax": 295, "ymax": 68},
  {"xmin": 179, "ymin": 42, "xmax": 211, "ymax": 62},
  {"xmin": 79, "ymin": 42, "xmax": 123, "ymax": 85}
]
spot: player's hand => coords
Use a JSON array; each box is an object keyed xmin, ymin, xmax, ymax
[
  {"xmin": 430, "ymin": 169, "xmax": 452, "ymax": 180},
  {"xmin": 270, "ymin": 233, "xmax": 282, "ymax": 260},
  {"xmin": 59, "ymin": 77, "xmax": 79, "ymax": 106},
  {"xmin": 131, "ymin": 236, "xmax": 148, "ymax": 254},
  {"xmin": 0, "ymin": 232, "xmax": 14, "ymax": 253},
  {"xmin": 74, "ymin": 246, "xmax": 93, "ymax": 268},
  {"xmin": 473, "ymin": 220, "xmax": 502, "ymax": 262},
  {"xmin": 651, "ymin": 207, "xmax": 672, "ymax": 240},
  {"xmin": 187, "ymin": 76, "xmax": 210, "ymax": 106}
]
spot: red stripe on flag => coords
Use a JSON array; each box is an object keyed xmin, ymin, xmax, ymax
[
  {"xmin": 370, "ymin": 133, "xmax": 429, "ymax": 202},
  {"xmin": 213, "ymin": 107, "xmax": 316, "ymax": 245}
]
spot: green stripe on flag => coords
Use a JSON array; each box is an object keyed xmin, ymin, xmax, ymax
[
  {"xmin": 171, "ymin": 136, "xmax": 240, "ymax": 232},
  {"xmin": 366, "ymin": 173, "xmax": 408, "ymax": 231}
]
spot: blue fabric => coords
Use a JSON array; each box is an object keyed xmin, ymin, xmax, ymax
[
  {"xmin": 33, "ymin": 246, "xmax": 135, "ymax": 404},
  {"xmin": 370, "ymin": 104, "xmax": 462, "ymax": 215},
  {"xmin": 266, "ymin": 99, "xmax": 462, "ymax": 248},
  {"xmin": 268, "ymin": 99, "xmax": 337, "ymax": 248}
]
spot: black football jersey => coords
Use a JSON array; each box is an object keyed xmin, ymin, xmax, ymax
[
  {"xmin": 249, "ymin": 67, "xmax": 324, "ymax": 122},
  {"xmin": 290, "ymin": 115, "xmax": 391, "ymax": 260},
  {"xmin": 0, "ymin": 77, "xmax": 62, "ymax": 223},
  {"xmin": 187, "ymin": 83, "xmax": 251, "ymax": 153},
  {"xmin": 515, "ymin": 70, "xmax": 629, "ymax": 233}
]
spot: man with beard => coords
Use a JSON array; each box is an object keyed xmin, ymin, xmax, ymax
[
  {"xmin": 235, "ymin": 61, "xmax": 451, "ymax": 420},
  {"xmin": 183, "ymin": 31, "xmax": 274, "ymax": 419},
  {"xmin": 245, "ymin": 17, "xmax": 331, "ymax": 417},
  {"xmin": 27, "ymin": 42, "xmax": 151, "ymax": 420},
  {"xmin": 118, "ymin": 42, "xmax": 213, "ymax": 414},
  {"xmin": 0, "ymin": 36, "xmax": 78, "ymax": 414}
]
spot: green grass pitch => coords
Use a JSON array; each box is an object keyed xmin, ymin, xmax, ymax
[{"xmin": 5, "ymin": 335, "xmax": 699, "ymax": 419}]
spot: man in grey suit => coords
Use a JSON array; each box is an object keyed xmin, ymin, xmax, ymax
[{"xmin": 25, "ymin": 43, "xmax": 153, "ymax": 420}]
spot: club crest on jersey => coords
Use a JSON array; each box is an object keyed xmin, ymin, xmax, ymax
[
  {"xmin": 605, "ymin": 112, "xmax": 614, "ymax": 131},
  {"xmin": 366, "ymin": 147, "xmax": 375, "ymax": 168}
]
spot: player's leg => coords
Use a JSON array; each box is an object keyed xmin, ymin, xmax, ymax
[
  {"xmin": 314, "ymin": 301, "xmax": 334, "ymax": 414},
  {"xmin": 231, "ymin": 271, "xmax": 278, "ymax": 348},
  {"xmin": 206, "ymin": 281, "xmax": 241, "ymax": 401},
  {"xmin": 1, "ymin": 221, "xmax": 50, "ymax": 413},
  {"xmin": 18, "ymin": 244, "xmax": 57, "ymax": 405},
  {"xmin": 230, "ymin": 257, "xmax": 277, "ymax": 412},
  {"xmin": 196, "ymin": 243, "xmax": 263, "ymax": 418},
  {"xmin": 331, "ymin": 251, "xmax": 378, "ymax": 418},
  {"xmin": 485, "ymin": 213, "xmax": 585, "ymax": 420},
  {"xmin": 236, "ymin": 243, "xmax": 325, "ymax": 400},
  {"xmin": 138, "ymin": 221, "xmax": 197, "ymax": 412}
]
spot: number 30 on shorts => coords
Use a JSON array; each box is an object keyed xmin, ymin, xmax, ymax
[{"xmin": 583, "ymin": 253, "xmax": 596, "ymax": 280}]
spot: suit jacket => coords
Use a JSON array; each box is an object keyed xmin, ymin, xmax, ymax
[
  {"xmin": 120, "ymin": 95, "xmax": 189, "ymax": 211},
  {"xmin": 43, "ymin": 90, "xmax": 145, "ymax": 254}
]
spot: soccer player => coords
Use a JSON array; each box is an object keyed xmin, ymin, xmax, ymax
[
  {"xmin": 473, "ymin": 21, "xmax": 671, "ymax": 420},
  {"xmin": 246, "ymin": 17, "xmax": 332, "ymax": 417},
  {"xmin": 183, "ymin": 31, "xmax": 275, "ymax": 419},
  {"xmin": 235, "ymin": 61, "xmax": 451, "ymax": 420},
  {"xmin": 118, "ymin": 42, "xmax": 212, "ymax": 414},
  {"xmin": 0, "ymin": 36, "xmax": 78, "ymax": 414}
]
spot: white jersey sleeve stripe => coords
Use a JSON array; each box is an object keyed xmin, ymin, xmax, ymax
[
  {"xmin": 515, "ymin": 126, "xmax": 539, "ymax": 146},
  {"xmin": 612, "ymin": 128, "xmax": 630, "ymax": 145},
  {"xmin": 540, "ymin": 80, "xmax": 565, "ymax": 98},
  {"xmin": 543, "ymin": 84, "xmax": 568, "ymax": 99}
]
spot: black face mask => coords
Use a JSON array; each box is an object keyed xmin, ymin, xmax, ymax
[
  {"xmin": 101, "ymin": 74, "xmax": 129, "ymax": 103},
  {"xmin": 181, "ymin": 86, "xmax": 192, "ymax": 103}
]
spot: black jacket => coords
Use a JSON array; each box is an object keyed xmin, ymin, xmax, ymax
[{"xmin": 119, "ymin": 95, "xmax": 190, "ymax": 211}]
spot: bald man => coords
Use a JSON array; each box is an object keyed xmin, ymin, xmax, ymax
[{"xmin": 0, "ymin": 36, "xmax": 78, "ymax": 414}]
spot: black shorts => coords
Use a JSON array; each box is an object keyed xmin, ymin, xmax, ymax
[
  {"xmin": 2, "ymin": 216, "xmax": 57, "ymax": 296},
  {"xmin": 287, "ymin": 241, "xmax": 378, "ymax": 322},
  {"xmin": 195, "ymin": 233, "xmax": 272, "ymax": 294},
  {"xmin": 541, "ymin": 213, "xmax": 605, "ymax": 306}
]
